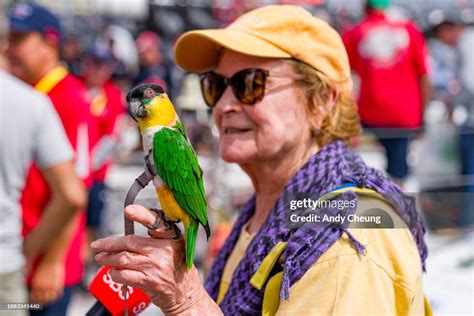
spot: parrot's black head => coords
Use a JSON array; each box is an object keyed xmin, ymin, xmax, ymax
[{"xmin": 126, "ymin": 84, "xmax": 165, "ymax": 122}]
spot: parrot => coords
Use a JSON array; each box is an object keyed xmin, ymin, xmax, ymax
[{"xmin": 126, "ymin": 83, "xmax": 210, "ymax": 269}]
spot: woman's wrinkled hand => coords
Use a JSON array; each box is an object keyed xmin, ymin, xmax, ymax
[{"xmin": 91, "ymin": 205, "xmax": 221, "ymax": 315}]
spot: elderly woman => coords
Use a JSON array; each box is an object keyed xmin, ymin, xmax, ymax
[{"xmin": 93, "ymin": 5, "xmax": 430, "ymax": 315}]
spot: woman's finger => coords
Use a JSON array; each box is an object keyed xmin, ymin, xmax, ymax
[
  {"xmin": 95, "ymin": 251, "xmax": 150, "ymax": 270},
  {"xmin": 108, "ymin": 268, "xmax": 149, "ymax": 290},
  {"xmin": 125, "ymin": 205, "xmax": 165, "ymax": 230},
  {"xmin": 91, "ymin": 235, "xmax": 152, "ymax": 254},
  {"xmin": 148, "ymin": 228, "xmax": 181, "ymax": 240},
  {"xmin": 126, "ymin": 205, "xmax": 181, "ymax": 240}
]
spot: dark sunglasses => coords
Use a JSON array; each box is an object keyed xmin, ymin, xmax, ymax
[{"xmin": 199, "ymin": 68, "xmax": 302, "ymax": 108}]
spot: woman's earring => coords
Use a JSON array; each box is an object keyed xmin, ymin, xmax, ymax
[{"xmin": 312, "ymin": 130, "xmax": 321, "ymax": 137}]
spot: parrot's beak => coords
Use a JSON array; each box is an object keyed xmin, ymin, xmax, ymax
[
  {"xmin": 136, "ymin": 105, "xmax": 147, "ymax": 118},
  {"xmin": 129, "ymin": 100, "xmax": 147, "ymax": 121}
]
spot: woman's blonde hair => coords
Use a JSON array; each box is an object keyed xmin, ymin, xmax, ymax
[{"xmin": 286, "ymin": 59, "xmax": 362, "ymax": 146}]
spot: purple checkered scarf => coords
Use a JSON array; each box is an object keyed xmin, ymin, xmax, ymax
[{"xmin": 205, "ymin": 140, "xmax": 427, "ymax": 315}]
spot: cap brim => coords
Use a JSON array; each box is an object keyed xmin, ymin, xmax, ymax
[{"xmin": 174, "ymin": 29, "xmax": 291, "ymax": 73}]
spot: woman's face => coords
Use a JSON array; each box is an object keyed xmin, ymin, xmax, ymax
[{"xmin": 212, "ymin": 50, "xmax": 314, "ymax": 164}]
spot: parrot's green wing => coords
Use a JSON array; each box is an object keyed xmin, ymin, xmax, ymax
[
  {"xmin": 152, "ymin": 127, "xmax": 208, "ymax": 227},
  {"xmin": 175, "ymin": 120, "xmax": 187, "ymax": 139}
]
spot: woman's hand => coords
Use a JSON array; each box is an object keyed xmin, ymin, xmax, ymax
[{"xmin": 91, "ymin": 205, "xmax": 222, "ymax": 315}]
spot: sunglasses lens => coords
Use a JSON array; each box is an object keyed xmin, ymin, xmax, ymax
[
  {"xmin": 199, "ymin": 69, "xmax": 268, "ymax": 107},
  {"xmin": 231, "ymin": 69, "xmax": 267, "ymax": 105},
  {"xmin": 199, "ymin": 73, "xmax": 227, "ymax": 108}
]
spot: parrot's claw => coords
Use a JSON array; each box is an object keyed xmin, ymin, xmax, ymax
[
  {"xmin": 147, "ymin": 208, "xmax": 164, "ymax": 230},
  {"xmin": 147, "ymin": 209, "xmax": 181, "ymax": 239},
  {"xmin": 162, "ymin": 217, "xmax": 181, "ymax": 239},
  {"xmin": 171, "ymin": 223, "xmax": 181, "ymax": 240}
]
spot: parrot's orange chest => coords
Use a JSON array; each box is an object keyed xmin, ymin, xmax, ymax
[{"xmin": 156, "ymin": 186, "xmax": 190, "ymax": 227}]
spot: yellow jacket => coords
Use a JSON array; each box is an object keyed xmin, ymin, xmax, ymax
[{"xmin": 217, "ymin": 189, "xmax": 433, "ymax": 315}]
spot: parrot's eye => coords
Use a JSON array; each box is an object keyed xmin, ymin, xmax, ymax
[{"xmin": 144, "ymin": 88, "xmax": 155, "ymax": 98}]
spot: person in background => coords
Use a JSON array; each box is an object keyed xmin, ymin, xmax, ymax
[
  {"xmin": 60, "ymin": 32, "xmax": 83, "ymax": 77},
  {"xmin": 80, "ymin": 41, "xmax": 125, "ymax": 256},
  {"xmin": 134, "ymin": 30, "xmax": 170, "ymax": 93},
  {"xmin": 103, "ymin": 34, "xmax": 132, "ymax": 94},
  {"xmin": 457, "ymin": 26, "xmax": 474, "ymax": 227},
  {"xmin": 0, "ymin": 10, "xmax": 86, "ymax": 316},
  {"xmin": 343, "ymin": 0, "xmax": 431, "ymax": 185},
  {"xmin": 428, "ymin": 15, "xmax": 465, "ymax": 103},
  {"xmin": 6, "ymin": 3, "xmax": 97, "ymax": 315},
  {"xmin": 429, "ymin": 14, "xmax": 473, "ymax": 227}
]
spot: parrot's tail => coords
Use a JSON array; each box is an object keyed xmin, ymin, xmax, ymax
[
  {"xmin": 203, "ymin": 222, "xmax": 211, "ymax": 241},
  {"xmin": 185, "ymin": 220, "xmax": 198, "ymax": 270}
]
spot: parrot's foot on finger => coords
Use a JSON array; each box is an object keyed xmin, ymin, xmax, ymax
[
  {"xmin": 171, "ymin": 223, "xmax": 181, "ymax": 239},
  {"xmin": 162, "ymin": 217, "xmax": 181, "ymax": 239},
  {"xmin": 147, "ymin": 208, "xmax": 165, "ymax": 230}
]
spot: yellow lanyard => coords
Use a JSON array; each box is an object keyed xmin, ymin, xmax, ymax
[{"xmin": 34, "ymin": 66, "xmax": 68, "ymax": 94}]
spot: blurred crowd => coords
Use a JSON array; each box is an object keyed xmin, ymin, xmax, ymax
[{"xmin": 0, "ymin": 0, "xmax": 473, "ymax": 315}]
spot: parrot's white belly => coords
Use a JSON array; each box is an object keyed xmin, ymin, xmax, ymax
[
  {"xmin": 142, "ymin": 126, "xmax": 170, "ymax": 189},
  {"xmin": 142, "ymin": 126, "xmax": 163, "ymax": 153}
]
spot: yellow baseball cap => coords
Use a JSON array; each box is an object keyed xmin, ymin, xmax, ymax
[{"xmin": 174, "ymin": 5, "xmax": 352, "ymax": 91}]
